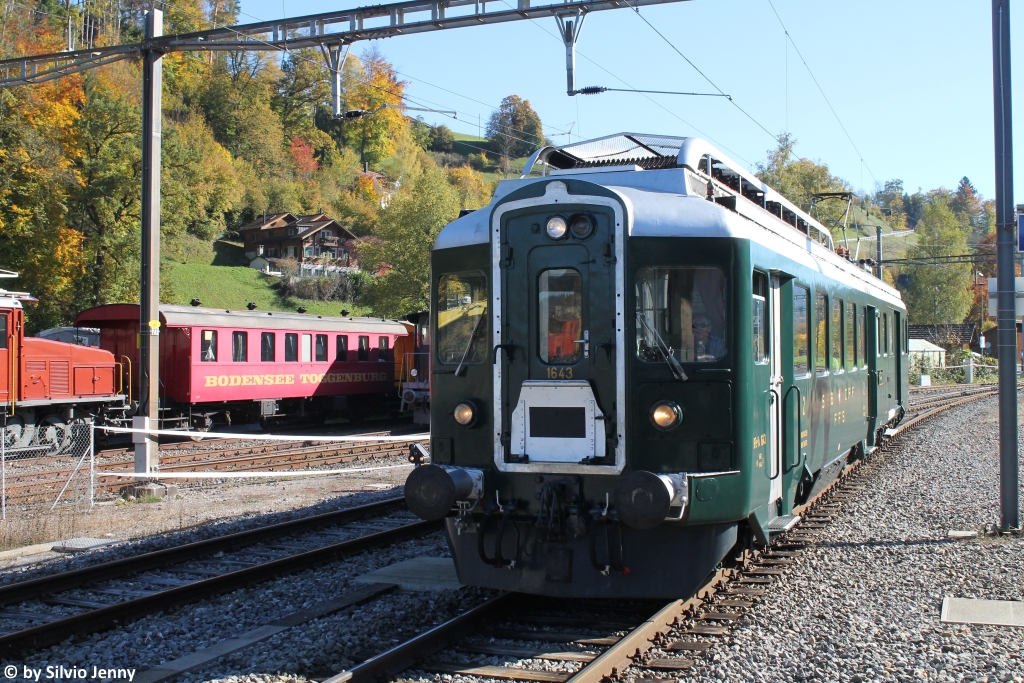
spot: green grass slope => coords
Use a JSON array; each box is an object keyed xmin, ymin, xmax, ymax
[{"xmin": 161, "ymin": 236, "xmax": 370, "ymax": 317}]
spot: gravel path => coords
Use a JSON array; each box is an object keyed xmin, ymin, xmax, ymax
[{"xmin": 670, "ymin": 394, "xmax": 1024, "ymax": 683}]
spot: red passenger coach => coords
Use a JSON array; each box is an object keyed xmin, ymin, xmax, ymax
[{"xmin": 75, "ymin": 304, "xmax": 411, "ymax": 431}]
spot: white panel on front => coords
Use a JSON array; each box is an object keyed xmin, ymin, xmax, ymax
[{"xmin": 508, "ymin": 380, "xmax": 606, "ymax": 463}]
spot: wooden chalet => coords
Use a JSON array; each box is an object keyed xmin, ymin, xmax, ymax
[{"xmin": 240, "ymin": 213, "xmax": 357, "ymax": 266}]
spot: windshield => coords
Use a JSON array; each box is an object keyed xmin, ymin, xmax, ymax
[
  {"xmin": 635, "ymin": 267, "xmax": 727, "ymax": 363},
  {"xmin": 436, "ymin": 272, "xmax": 488, "ymax": 364}
]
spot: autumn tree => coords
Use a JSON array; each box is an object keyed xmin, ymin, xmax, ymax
[
  {"xmin": 487, "ymin": 95, "xmax": 544, "ymax": 163},
  {"xmin": 755, "ymin": 134, "xmax": 849, "ymax": 213},
  {"xmin": 342, "ymin": 47, "xmax": 407, "ymax": 165},
  {"xmin": 901, "ymin": 196, "xmax": 974, "ymax": 324},
  {"xmin": 358, "ymin": 162, "xmax": 461, "ymax": 317}
]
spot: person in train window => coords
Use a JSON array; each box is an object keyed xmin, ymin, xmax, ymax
[{"xmin": 692, "ymin": 314, "xmax": 725, "ymax": 360}]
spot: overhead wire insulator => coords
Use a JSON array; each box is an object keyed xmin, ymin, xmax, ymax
[{"xmin": 574, "ymin": 86, "xmax": 607, "ymax": 95}]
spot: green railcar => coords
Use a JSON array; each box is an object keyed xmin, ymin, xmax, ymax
[{"xmin": 405, "ymin": 133, "xmax": 909, "ymax": 598}]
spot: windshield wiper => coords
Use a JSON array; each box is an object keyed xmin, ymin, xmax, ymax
[
  {"xmin": 636, "ymin": 312, "xmax": 688, "ymax": 381},
  {"xmin": 455, "ymin": 313, "xmax": 485, "ymax": 377}
]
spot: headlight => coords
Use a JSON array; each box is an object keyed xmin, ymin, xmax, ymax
[
  {"xmin": 569, "ymin": 214, "xmax": 593, "ymax": 238},
  {"xmin": 546, "ymin": 216, "xmax": 568, "ymax": 240},
  {"xmin": 649, "ymin": 400, "xmax": 683, "ymax": 431},
  {"xmin": 453, "ymin": 402, "xmax": 476, "ymax": 427}
]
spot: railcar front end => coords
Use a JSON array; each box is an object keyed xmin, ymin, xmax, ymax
[{"xmin": 406, "ymin": 134, "xmax": 908, "ymax": 599}]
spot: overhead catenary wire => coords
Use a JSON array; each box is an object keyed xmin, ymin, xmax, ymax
[
  {"xmin": 629, "ymin": 2, "xmax": 781, "ymax": 145},
  {"xmin": 764, "ymin": 0, "xmax": 879, "ymax": 187}
]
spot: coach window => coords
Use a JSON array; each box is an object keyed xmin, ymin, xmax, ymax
[
  {"xmin": 336, "ymin": 335, "xmax": 348, "ymax": 361},
  {"xmin": 285, "ymin": 333, "xmax": 298, "ymax": 362},
  {"xmin": 358, "ymin": 336, "xmax": 369, "ymax": 361},
  {"xmin": 261, "ymin": 332, "xmax": 275, "ymax": 362},
  {"xmin": 378, "ymin": 336, "xmax": 390, "ymax": 362},
  {"xmin": 858, "ymin": 307, "xmax": 867, "ymax": 367},
  {"xmin": 636, "ymin": 267, "xmax": 727, "ymax": 364},
  {"xmin": 436, "ymin": 272, "xmax": 488, "ymax": 365},
  {"xmin": 752, "ymin": 272, "xmax": 768, "ymax": 364},
  {"xmin": 882, "ymin": 313, "xmax": 889, "ymax": 356},
  {"xmin": 301, "ymin": 334, "xmax": 312, "ymax": 363},
  {"xmin": 831, "ymin": 298, "xmax": 843, "ymax": 372},
  {"xmin": 232, "ymin": 331, "xmax": 248, "ymax": 362},
  {"xmin": 793, "ymin": 286, "xmax": 810, "ymax": 376},
  {"xmin": 815, "ymin": 293, "xmax": 827, "ymax": 375},
  {"xmin": 540, "ymin": 268, "xmax": 583, "ymax": 364},
  {"xmin": 315, "ymin": 334, "xmax": 328, "ymax": 362},
  {"xmin": 201, "ymin": 330, "xmax": 217, "ymax": 362},
  {"xmin": 845, "ymin": 302, "xmax": 856, "ymax": 370}
]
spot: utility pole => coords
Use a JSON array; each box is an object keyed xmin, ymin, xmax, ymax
[
  {"xmin": 992, "ymin": 0, "xmax": 1018, "ymax": 531},
  {"xmin": 134, "ymin": 8, "xmax": 163, "ymax": 475}
]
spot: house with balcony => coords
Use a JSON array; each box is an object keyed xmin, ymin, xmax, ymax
[{"xmin": 240, "ymin": 213, "xmax": 357, "ymax": 269}]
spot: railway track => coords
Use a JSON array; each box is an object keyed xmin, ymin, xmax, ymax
[
  {"xmin": 0, "ymin": 497, "xmax": 440, "ymax": 657},
  {"xmin": 308, "ymin": 385, "xmax": 1001, "ymax": 683},
  {"xmin": 2, "ymin": 434, "xmax": 428, "ymax": 505}
]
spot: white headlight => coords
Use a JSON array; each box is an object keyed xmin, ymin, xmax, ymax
[
  {"xmin": 453, "ymin": 402, "xmax": 476, "ymax": 426},
  {"xmin": 546, "ymin": 216, "xmax": 568, "ymax": 239}
]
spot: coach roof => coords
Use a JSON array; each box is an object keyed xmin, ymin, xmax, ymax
[{"xmin": 75, "ymin": 304, "xmax": 408, "ymax": 334}]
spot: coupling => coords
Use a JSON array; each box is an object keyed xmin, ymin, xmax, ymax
[{"xmin": 404, "ymin": 464, "xmax": 484, "ymax": 521}]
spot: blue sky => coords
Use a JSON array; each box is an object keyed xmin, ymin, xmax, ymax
[{"xmin": 240, "ymin": 0, "xmax": 1024, "ymax": 201}]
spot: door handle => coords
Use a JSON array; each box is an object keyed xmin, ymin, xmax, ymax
[{"xmin": 572, "ymin": 329, "xmax": 590, "ymax": 359}]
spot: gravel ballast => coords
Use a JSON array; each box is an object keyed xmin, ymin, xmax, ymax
[{"xmin": 665, "ymin": 394, "xmax": 1024, "ymax": 683}]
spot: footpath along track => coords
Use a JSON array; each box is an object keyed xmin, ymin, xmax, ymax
[
  {"xmin": 312, "ymin": 386, "xmax": 1000, "ymax": 683},
  {"xmin": 3, "ymin": 433, "xmax": 428, "ymax": 505},
  {"xmin": 0, "ymin": 497, "xmax": 439, "ymax": 657}
]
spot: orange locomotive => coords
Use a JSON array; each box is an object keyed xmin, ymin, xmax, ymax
[{"xmin": 1, "ymin": 286, "xmax": 122, "ymax": 452}]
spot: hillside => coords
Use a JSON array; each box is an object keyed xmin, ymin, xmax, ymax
[{"xmin": 162, "ymin": 238, "xmax": 370, "ymax": 317}]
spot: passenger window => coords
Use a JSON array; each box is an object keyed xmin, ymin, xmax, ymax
[
  {"xmin": 845, "ymin": 302, "xmax": 855, "ymax": 370},
  {"xmin": 815, "ymin": 293, "xmax": 827, "ymax": 375},
  {"xmin": 301, "ymin": 334, "xmax": 312, "ymax": 362},
  {"xmin": 358, "ymin": 336, "xmax": 369, "ymax": 361},
  {"xmin": 436, "ymin": 272, "xmax": 488, "ymax": 365},
  {"xmin": 0, "ymin": 314, "xmax": 7, "ymax": 350},
  {"xmin": 831, "ymin": 298, "xmax": 843, "ymax": 372},
  {"xmin": 315, "ymin": 334, "xmax": 328, "ymax": 362},
  {"xmin": 201, "ymin": 330, "xmax": 217, "ymax": 362},
  {"xmin": 261, "ymin": 332, "xmax": 275, "ymax": 362},
  {"xmin": 636, "ymin": 267, "xmax": 727, "ymax": 363},
  {"xmin": 793, "ymin": 286, "xmax": 809, "ymax": 377},
  {"xmin": 752, "ymin": 272, "xmax": 768, "ymax": 364},
  {"xmin": 540, "ymin": 268, "xmax": 583, "ymax": 365},
  {"xmin": 232, "ymin": 331, "xmax": 247, "ymax": 362},
  {"xmin": 336, "ymin": 335, "xmax": 348, "ymax": 361},
  {"xmin": 285, "ymin": 333, "xmax": 298, "ymax": 362},
  {"xmin": 858, "ymin": 307, "xmax": 866, "ymax": 367},
  {"xmin": 378, "ymin": 336, "xmax": 390, "ymax": 361}
]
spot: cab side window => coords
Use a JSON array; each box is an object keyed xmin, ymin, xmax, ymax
[{"xmin": 0, "ymin": 314, "xmax": 7, "ymax": 350}]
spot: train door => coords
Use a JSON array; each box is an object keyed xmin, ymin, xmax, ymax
[
  {"xmin": 498, "ymin": 205, "xmax": 620, "ymax": 467},
  {"xmin": 894, "ymin": 311, "xmax": 903, "ymax": 407},
  {"xmin": 769, "ymin": 276, "xmax": 783, "ymax": 506},
  {"xmin": 866, "ymin": 306, "xmax": 880, "ymax": 446},
  {"xmin": 0, "ymin": 310, "xmax": 10, "ymax": 404}
]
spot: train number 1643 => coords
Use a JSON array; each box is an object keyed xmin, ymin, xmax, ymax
[{"xmin": 546, "ymin": 367, "xmax": 574, "ymax": 379}]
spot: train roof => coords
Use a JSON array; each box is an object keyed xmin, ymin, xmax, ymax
[
  {"xmin": 0, "ymin": 288, "xmax": 34, "ymax": 310},
  {"xmin": 75, "ymin": 304, "xmax": 409, "ymax": 334},
  {"xmin": 437, "ymin": 133, "xmax": 903, "ymax": 309}
]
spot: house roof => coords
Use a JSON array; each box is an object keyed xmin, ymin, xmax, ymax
[
  {"xmin": 240, "ymin": 213, "xmax": 355, "ymax": 243},
  {"xmin": 909, "ymin": 339, "xmax": 945, "ymax": 352},
  {"xmin": 908, "ymin": 324, "xmax": 976, "ymax": 345}
]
